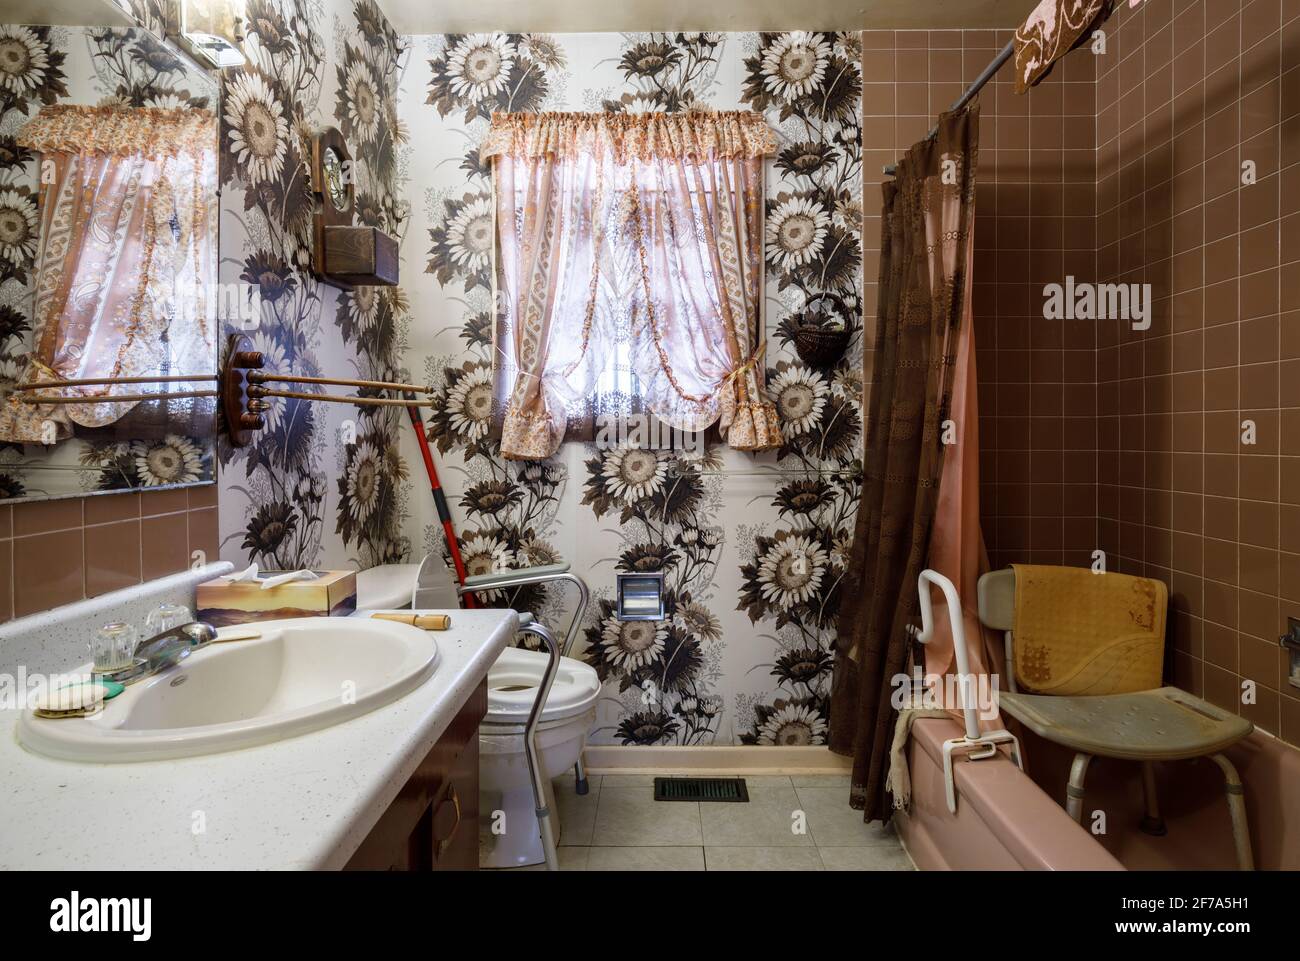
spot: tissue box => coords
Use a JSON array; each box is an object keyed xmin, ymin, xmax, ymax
[{"xmin": 196, "ymin": 571, "xmax": 357, "ymax": 627}]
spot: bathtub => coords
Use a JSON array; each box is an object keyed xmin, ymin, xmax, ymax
[{"xmin": 895, "ymin": 715, "xmax": 1300, "ymax": 870}]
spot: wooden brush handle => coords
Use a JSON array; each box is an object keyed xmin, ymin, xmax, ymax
[{"xmin": 369, "ymin": 613, "xmax": 451, "ymax": 631}]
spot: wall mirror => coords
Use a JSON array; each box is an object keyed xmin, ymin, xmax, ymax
[{"xmin": 0, "ymin": 5, "xmax": 219, "ymax": 503}]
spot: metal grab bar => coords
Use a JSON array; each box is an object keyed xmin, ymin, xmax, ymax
[
  {"xmin": 461, "ymin": 566, "xmax": 590, "ymax": 659},
  {"xmin": 516, "ymin": 619, "xmax": 561, "ymax": 872},
  {"xmin": 456, "ymin": 566, "xmax": 593, "ymax": 870},
  {"xmin": 910, "ymin": 568, "xmax": 1022, "ymax": 814},
  {"xmin": 912, "ymin": 568, "xmax": 980, "ymax": 740}
]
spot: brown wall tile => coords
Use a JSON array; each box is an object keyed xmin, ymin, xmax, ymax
[
  {"xmin": 141, "ymin": 512, "xmax": 191, "ymax": 582},
  {"xmin": 13, "ymin": 529, "xmax": 83, "ymax": 619},
  {"xmin": 866, "ymin": 8, "xmax": 1297, "ymax": 747},
  {"xmin": 84, "ymin": 520, "xmax": 142, "ymax": 599},
  {"xmin": 0, "ymin": 486, "xmax": 218, "ymax": 624},
  {"xmin": 0, "ymin": 538, "xmax": 11, "ymax": 622}
]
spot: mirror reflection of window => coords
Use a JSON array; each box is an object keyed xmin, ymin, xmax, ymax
[{"xmin": 0, "ymin": 23, "xmax": 219, "ymax": 502}]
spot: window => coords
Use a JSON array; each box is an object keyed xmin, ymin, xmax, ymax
[{"xmin": 485, "ymin": 110, "xmax": 782, "ymax": 459}]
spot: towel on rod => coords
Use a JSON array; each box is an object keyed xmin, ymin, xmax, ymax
[
  {"xmin": 1013, "ymin": 0, "xmax": 1115, "ymax": 94},
  {"xmin": 1008, "ymin": 564, "xmax": 1166, "ymax": 696}
]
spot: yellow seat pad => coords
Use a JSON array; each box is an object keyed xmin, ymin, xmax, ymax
[{"xmin": 1010, "ymin": 565, "xmax": 1166, "ymax": 696}]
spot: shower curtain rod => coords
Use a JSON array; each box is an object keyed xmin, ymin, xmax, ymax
[{"xmin": 882, "ymin": 39, "xmax": 1015, "ymax": 177}]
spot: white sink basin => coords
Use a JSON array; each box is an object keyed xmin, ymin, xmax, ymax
[{"xmin": 17, "ymin": 617, "xmax": 438, "ymax": 763}]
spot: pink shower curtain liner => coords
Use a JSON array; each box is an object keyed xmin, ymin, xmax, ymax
[{"xmin": 923, "ymin": 228, "xmax": 1005, "ymax": 729}]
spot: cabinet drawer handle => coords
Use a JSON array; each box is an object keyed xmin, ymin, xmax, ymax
[{"xmin": 433, "ymin": 786, "xmax": 461, "ymax": 859}]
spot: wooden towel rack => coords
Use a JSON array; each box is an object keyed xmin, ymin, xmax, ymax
[
  {"xmin": 222, "ymin": 334, "xmax": 434, "ymax": 446},
  {"xmin": 8, "ymin": 338, "xmax": 436, "ymax": 450},
  {"xmin": 13, "ymin": 373, "xmax": 218, "ymax": 405}
]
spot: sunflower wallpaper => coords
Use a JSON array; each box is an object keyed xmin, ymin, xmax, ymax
[
  {"xmin": 4, "ymin": 7, "xmax": 866, "ymax": 748},
  {"xmin": 215, "ymin": 0, "xmax": 414, "ymax": 571},
  {"xmin": 402, "ymin": 31, "xmax": 865, "ymax": 747},
  {"xmin": 0, "ymin": 18, "xmax": 217, "ymax": 500}
]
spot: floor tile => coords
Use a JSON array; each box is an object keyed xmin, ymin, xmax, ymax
[
  {"xmin": 794, "ymin": 786, "xmax": 899, "ymax": 846},
  {"xmin": 732, "ymin": 775, "xmax": 795, "ymax": 789},
  {"xmin": 700, "ymin": 782, "xmax": 814, "ymax": 847},
  {"xmin": 705, "ymin": 847, "xmax": 825, "ymax": 871},
  {"xmin": 818, "ymin": 845, "xmax": 915, "ymax": 871},
  {"xmin": 592, "ymin": 788, "xmax": 703, "ymax": 846},
  {"xmin": 553, "ymin": 774, "xmax": 600, "ymax": 846},
  {"xmin": 585, "ymin": 846, "xmax": 705, "ymax": 870},
  {"xmin": 558, "ymin": 846, "xmax": 590, "ymax": 871}
]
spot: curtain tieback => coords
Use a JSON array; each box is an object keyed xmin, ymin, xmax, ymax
[{"xmin": 722, "ymin": 340, "xmax": 767, "ymax": 388}]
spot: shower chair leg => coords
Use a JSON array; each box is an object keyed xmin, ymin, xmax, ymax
[
  {"xmin": 1208, "ymin": 753, "xmax": 1254, "ymax": 871},
  {"xmin": 1065, "ymin": 752, "xmax": 1093, "ymax": 823},
  {"xmin": 1139, "ymin": 760, "xmax": 1167, "ymax": 836}
]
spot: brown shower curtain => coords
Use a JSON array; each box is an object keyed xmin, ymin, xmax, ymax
[{"xmin": 829, "ymin": 107, "xmax": 979, "ymax": 822}]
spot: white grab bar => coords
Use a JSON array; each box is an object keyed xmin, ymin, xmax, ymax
[
  {"xmin": 912, "ymin": 567, "xmax": 981, "ymax": 741},
  {"xmin": 910, "ymin": 568, "xmax": 1023, "ymax": 814}
]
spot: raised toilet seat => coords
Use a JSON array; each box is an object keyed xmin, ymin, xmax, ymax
[{"xmin": 479, "ymin": 646, "xmax": 600, "ymax": 868}]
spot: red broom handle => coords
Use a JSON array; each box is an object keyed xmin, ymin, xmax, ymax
[{"xmin": 404, "ymin": 399, "xmax": 477, "ymax": 609}]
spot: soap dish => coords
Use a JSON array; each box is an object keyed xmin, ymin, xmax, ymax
[{"xmin": 33, "ymin": 680, "xmax": 107, "ymax": 719}]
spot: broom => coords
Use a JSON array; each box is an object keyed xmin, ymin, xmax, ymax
[{"xmin": 403, "ymin": 392, "xmax": 477, "ymax": 608}]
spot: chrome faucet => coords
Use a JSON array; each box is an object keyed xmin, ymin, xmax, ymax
[{"xmin": 96, "ymin": 622, "xmax": 219, "ymax": 685}]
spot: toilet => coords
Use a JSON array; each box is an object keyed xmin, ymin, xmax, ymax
[
  {"xmin": 354, "ymin": 563, "xmax": 599, "ymax": 868},
  {"xmin": 479, "ymin": 646, "xmax": 600, "ymax": 867}
]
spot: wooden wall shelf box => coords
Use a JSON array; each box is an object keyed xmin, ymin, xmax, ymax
[
  {"xmin": 310, "ymin": 127, "xmax": 398, "ymax": 290},
  {"xmin": 321, "ymin": 224, "xmax": 399, "ymax": 287}
]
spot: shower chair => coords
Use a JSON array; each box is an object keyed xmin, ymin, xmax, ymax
[
  {"xmin": 974, "ymin": 568, "xmax": 1256, "ymax": 870},
  {"xmin": 912, "ymin": 567, "xmax": 1255, "ymax": 870}
]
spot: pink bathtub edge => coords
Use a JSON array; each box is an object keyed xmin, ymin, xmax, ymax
[{"xmin": 894, "ymin": 716, "xmax": 1124, "ymax": 871}]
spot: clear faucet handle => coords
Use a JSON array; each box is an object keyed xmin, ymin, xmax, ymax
[
  {"xmin": 145, "ymin": 602, "xmax": 192, "ymax": 637},
  {"xmin": 91, "ymin": 622, "xmax": 137, "ymax": 674}
]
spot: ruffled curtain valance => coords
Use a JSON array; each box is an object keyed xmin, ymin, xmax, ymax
[
  {"xmin": 480, "ymin": 109, "xmax": 778, "ymax": 163},
  {"xmin": 17, "ymin": 104, "xmax": 216, "ymax": 157}
]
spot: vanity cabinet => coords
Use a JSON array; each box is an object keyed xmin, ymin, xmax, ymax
[{"xmin": 345, "ymin": 680, "xmax": 485, "ymax": 871}]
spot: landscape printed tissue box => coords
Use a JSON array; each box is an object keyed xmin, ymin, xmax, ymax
[{"xmin": 196, "ymin": 572, "xmax": 357, "ymax": 627}]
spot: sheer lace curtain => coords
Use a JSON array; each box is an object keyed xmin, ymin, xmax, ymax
[
  {"xmin": 481, "ymin": 110, "xmax": 780, "ymax": 460},
  {"xmin": 0, "ymin": 105, "xmax": 218, "ymax": 444}
]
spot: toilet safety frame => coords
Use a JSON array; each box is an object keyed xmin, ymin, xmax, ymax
[{"xmin": 457, "ymin": 563, "xmax": 591, "ymax": 873}]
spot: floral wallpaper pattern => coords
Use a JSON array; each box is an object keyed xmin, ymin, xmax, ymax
[
  {"xmin": 403, "ymin": 31, "xmax": 862, "ymax": 746},
  {"xmin": 216, "ymin": 0, "xmax": 412, "ymax": 570},
  {"xmin": 0, "ymin": 14, "xmax": 864, "ymax": 747},
  {"xmin": 0, "ymin": 20, "xmax": 215, "ymax": 500}
]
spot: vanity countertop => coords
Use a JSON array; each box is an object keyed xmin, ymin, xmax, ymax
[{"xmin": 0, "ymin": 609, "xmax": 516, "ymax": 870}]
